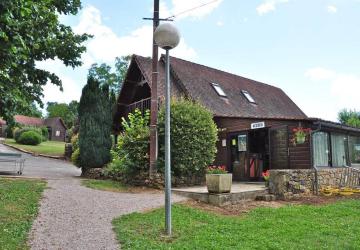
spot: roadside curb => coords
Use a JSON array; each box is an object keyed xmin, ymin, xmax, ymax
[
  {"xmin": 0, "ymin": 175, "xmax": 47, "ymax": 181},
  {"xmin": 3, "ymin": 143, "xmax": 66, "ymax": 161}
]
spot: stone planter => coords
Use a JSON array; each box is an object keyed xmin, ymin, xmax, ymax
[{"xmin": 206, "ymin": 174, "xmax": 232, "ymax": 193}]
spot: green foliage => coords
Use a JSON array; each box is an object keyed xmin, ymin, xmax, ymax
[
  {"xmin": 338, "ymin": 109, "xmax": 360, "ymax": 128},
  {"xmin": 18, "ymin": 131, "xmax": 42, "ymax": 145},
  {"xmin": 71, "ymin": 148, "xmax": 81, "ymax": 167},
  {"xmin": 47, "ymin": 101, "xmax": 79, "ymax": 128},
  {"xmin": 17, "ymin": 103, "xmax": 43, "ymax": 118},
  {"xmin": 105, "ymin": 109, "xmax": 150, "ymax": 178},
  {"xmin": 0, "ymin": 0, "xmax": 90, "ymax": 124},
  {"xmin": 114, "ymin": 200, "xmax": 360, "ymax": 249},
  {"xmin": 0, "ymin": 178, "xmax": 45, "ymax": 249},
  {"xmin": 14, "ymin": 127, "xmax": 42, "ymax": 143},
  {"xmin": 78, "ymin": 77, "xmax": 112, "ymax": 170},
  {"xmin": 40, "ymin": 126, "xmax": 49, "ymax": 141},
  {"xmin": 158, "ymin": 99, "xmax": 218, "ymax": 177},
  {"xmin": 88, "ymin": 55, "xmax": 131, "ymax": 93}
]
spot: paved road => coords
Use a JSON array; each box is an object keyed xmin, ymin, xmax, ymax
[
  {"xmin": 0, "ymin": 143, "xmax": 186, "ymax": 250},
  {"xmin": 0, "ymin": 143, "xmax": 81, "ymax": 179}
]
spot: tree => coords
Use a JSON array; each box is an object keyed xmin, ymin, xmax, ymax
[
  {"xmin": 17, "ymin": 103, "xmax": 43, "ymax": 118},
  {"xmin": 78, "ymin": 77, "xmax": 112, "ymax": 173},
  {"xmin": 88, "ymin": 56, "xmax": 130, "ymax": 93},
  {"xmin": 338, "ymin": 109, "xmax": 360, "ymax": 128},
  {"xmin": 0, "ymin": 0, "xmax": 90, "ymax": 123},
  {"xmin": 46, "ymin": 101, "xmax": 79, "ymax": 128}
]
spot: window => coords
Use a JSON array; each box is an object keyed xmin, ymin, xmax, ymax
[
  {"xmin": 312, "ymin": 132, "xmax": 330, "ymax": 167},
  {"xmin": 56, "ymin": 130, "xmax": 60, "ymax": 137},
  {"xmin": 331, "ymin": 133, "xmax": 347, "ymax": 167},
  {"xmin": 211, "ymin": 83, "xmax": 226, "ymax": 97},
  {"xmin": 241, "ymin": 90, "xmax": 256, "ymax": 103},
  {"xmin": 349, "ymin": 136, "xmax": 360, "ymax": 165}
]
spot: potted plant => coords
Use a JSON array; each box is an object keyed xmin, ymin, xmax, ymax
[
  {"xmin": 206, "ymin": 165, "xmax": 232, "ymax": 193},
  {"xmin": 292, "ymin": 127, "xmax": 312, "ymax": 145},
  {"xmin": 262, "ymin": 170, "xmax": 270, "ymax": 187}
]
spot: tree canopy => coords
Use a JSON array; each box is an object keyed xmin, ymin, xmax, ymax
[
  {"xmin": 338, "ymin": 109, "xmax": 360, "ymax": 128},
  {"xmin": 0, "ymin": 0, "xmax": 90, "ymax": 123},
  {"xmin": 46, "ymin": 101, "xmax": 79, "ymax": 128},
  {"xmin": 88, "ymin": 55, "xmax": 130, "ymax": 93}
]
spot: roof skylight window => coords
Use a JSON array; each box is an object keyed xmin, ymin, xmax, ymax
[
  {"xmin": 211, "ymin": 83, "xmax": 227, "ymax": 97},
  {"xmin": 241, "ymin": 90, "xmax": 256, "ymax": 103}
]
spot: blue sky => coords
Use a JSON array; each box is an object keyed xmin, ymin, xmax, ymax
[{"xmin": 38, "ymin": 0, "xmax": 360, "ymax": 121}]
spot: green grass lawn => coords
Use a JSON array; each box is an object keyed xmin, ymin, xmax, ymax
[
  {"xmin": 0, "ymin": 178, "xmax": 46, "ymax": 249},
  {"xmin": 5, "ymin": 138, "xmax": 65, "ymax": 156},
  {"xmin": 113, "ymin": 199, "xmax": 360, "ymax": 250},
  {"xmin": 81, "ymin": 179, "xmax": 128, "ymax": 192}
]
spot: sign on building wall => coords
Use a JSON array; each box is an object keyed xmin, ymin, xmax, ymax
[
  {"xmin": 55, "ymin": 130, "xmax": 60, "ymax": 136},
  {"xmin": 251, "ymin": 122, "xmax": 265, "ymax": 130}
]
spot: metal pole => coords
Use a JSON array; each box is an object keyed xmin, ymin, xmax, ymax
[{"xmin": 164, "ymin": 49, "xmax": 171, "ymax": 236}]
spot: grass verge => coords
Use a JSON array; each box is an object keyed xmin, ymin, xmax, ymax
[
  {"xmin": 0, "ymin": 178, "xmax": 46, "ymax": 249},
  {"xmin": 5, "ymin": 138, "xmax": 65, "ymax": 156},
  {"xmin": 81, "ymin": 179, "xmax": 128, "ymax": 192},
  {"xmin": 113, "ymin": 199, "xmax": 360, "ymax": 249}
]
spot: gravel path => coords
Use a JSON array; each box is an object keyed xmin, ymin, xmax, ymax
[
  {"xmin": 28, "ymin": 179, "xmax": 187, "ymax": 250},
  {"xmin": 0, "ymin": 143, "xmax": 187, "ymax": 249}
]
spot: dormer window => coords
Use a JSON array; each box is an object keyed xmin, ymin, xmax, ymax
[
  {"xmin": 241, "ymin": 90, "xmax": 256, "ymax": 103},
  {"xmin": 211, "ymin": 83, "xmax": 226, "ymax": 97}
]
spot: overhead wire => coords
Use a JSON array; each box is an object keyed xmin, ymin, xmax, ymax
[{"xmin": 166, "ymin": 0, "xmax": 221, "ymax": 20}]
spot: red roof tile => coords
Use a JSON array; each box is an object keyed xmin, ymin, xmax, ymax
[{"xmin": 14, "ymin": 115, "xmax": 44, "ymax": 126}]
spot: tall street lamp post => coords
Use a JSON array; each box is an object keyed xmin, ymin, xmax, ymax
[{"xmin": 154, "ymin": 23, "xmax": 180, "ymax": 236}]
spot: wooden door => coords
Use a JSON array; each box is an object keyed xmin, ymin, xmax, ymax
[{"xmin": 269, "ymin": 125, "xmax": 289, "ymax": 169}]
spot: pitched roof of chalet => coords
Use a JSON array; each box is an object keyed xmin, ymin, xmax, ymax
[
  {"xmin": 129, "ymin": 54, "xmax": 307, "ymax": 120},
  {"xmin": 14, "ymin": 115, "xmax": 67, "ymax": 129},
  {"xmin": 14, "ymin": 115, "xmax": 44, "ymax": 126},
  {"xmin": 44, "ymin": 117, "xmax": 67, "ymax": 129}
]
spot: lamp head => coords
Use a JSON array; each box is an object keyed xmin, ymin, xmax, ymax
[{"xmin": 154, "ymin": 23, "xmax": 180, "ymax": 50}]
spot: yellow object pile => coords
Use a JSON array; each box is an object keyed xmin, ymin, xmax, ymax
[{"xmin": 320, "ymin": 186, "xmax": 360, "ymax": 196}]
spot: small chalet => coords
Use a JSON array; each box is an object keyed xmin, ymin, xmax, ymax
[
  {"xmin": 14, "ymin": 115, "xmax": 67, "ymax": 142},
  {"xmin": 113, "ymin": 55, "xmax": 360, "ymax": 181}
]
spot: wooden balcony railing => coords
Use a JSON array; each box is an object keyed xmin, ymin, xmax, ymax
[{"xmin": 127, "ymin": 97, "xmax": 151, "ymax": 115}]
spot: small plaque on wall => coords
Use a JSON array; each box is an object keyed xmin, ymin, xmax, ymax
[
  {"xmin": 251, "ymin": 121, "xmax": 265, "ymax": 129},
  {"xmin": 222, "ymin": 139, "xmax": 226, "ymax": 147}
]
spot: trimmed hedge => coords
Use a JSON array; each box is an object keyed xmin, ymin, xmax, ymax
[
  {"xmin": 158, "ymin": 99, "xmax": 218, "ymax": 177},
  {"xmin": 14, "ymin": 127, "xmax": 42, "ymax": 143},
  {"xmin": 18, "ymin": 131, "xmax": 42, "ymax": 145}
]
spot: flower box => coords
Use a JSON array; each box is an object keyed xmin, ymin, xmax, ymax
[{"xmin": 206, "ymin": 173, "xmax": 232, "ymax": 193}]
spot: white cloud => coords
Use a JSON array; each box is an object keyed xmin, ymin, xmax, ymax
[
  {"xmin": 216, "ymin": 20, "xmax": 224, "ymax": 26},
  {"xmin": 305, "ymin": 67, "xmax": 336, "ymax": 81},
  {"xmin": 39, "ymin": 5, "xmax": 198, "ymax": 104},
  {"xmin": 305, "ymin": 67, "xmax": 360, "ymax": 116},
  {"xmin": 256, "ymin": 0, "xmax": 289, "ymax": 15},
  {"xmin": 327, "ymin": 5, "xmax": 337, "ymax": 13}
]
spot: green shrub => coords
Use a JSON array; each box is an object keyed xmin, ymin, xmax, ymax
[
  {"xmin": 105, "ymin": 109, "xmax": 149, "ymax": 178},
  {"xmin": 158, "ymin": 99, "xmax": 218, "ymax": 178},
  {"xmin": 40, "ymin": 127, "xmax": 49, "ymax": 141},
  {"xmin": 18, "ymin": 131, "xmax": 42, "ymax": 145},
  {"xmin": 71, "ymin": 148, "xmax": 81, "ymax": 167},
  {"xmin": 71, "ymin": 134, "xmax": 79, "ymax": 151},
  {"xmin": 14, "ymin": 127, "xmax": 42, "ymax": 143}
]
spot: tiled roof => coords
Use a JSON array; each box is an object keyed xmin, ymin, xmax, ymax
[
  {"xmin": 14, "ymin": 115, "xmax": 44, "ymax": 126},
  {"xmin": 126, "ymin": 55, "xmax": 308, "ymax": 120}
]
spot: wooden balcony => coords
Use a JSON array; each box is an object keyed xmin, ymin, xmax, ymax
[{"xmin": 126, "ymin": 97, "xmax": 151, "ymax": 115}]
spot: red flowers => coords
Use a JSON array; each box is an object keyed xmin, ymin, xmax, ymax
[
  {"xmin": 207, "ymin": 165, "xmax": 227, "ymax": 174},
  {"xmin": 262, "ymin": 170, "xmax": 270, "ymax": 181}
]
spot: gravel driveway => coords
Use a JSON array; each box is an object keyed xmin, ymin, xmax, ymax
[{"xmin": 0, "ymin": 143, "xmax": 187, "ymax": 249}]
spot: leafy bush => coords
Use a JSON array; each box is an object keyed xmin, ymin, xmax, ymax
[
  {"xmin": 40, "ymin": 127, "xmax": 49, "ymax": 141},
  {"xmin": 158, "ymin": 99, "xmax": 218, "ymax": 178},
  {"xmin": 18, "ymin": 131, "xmax": 42, "ymax": 145},
  {"xmin": 14, "ymin": 127, "xmax": 42, "ymax": 143},
  {"xmin": 71, "ymin": 134, "xmax": 79, "ymax": 151},
  {"xmin": 71, "ymin": 148, "xmax": 81, "ymax": 167},
  {"xmin": 105, "ymin": 109, "xmax": 150, "ymax": 178}
]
